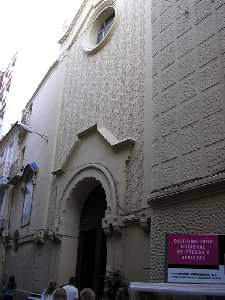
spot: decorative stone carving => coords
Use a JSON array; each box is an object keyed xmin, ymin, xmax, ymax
[
  {"xmin": 102, "ymin": 214, "xmax": 124, "ymax": 236},
  {"xmin": 33, "ymin": 229, "xmax": 45, "ymax": 245},
  {"xmin": 138, "ymin": 213, "xmax": 151, "ymax": 233},
  {"xmin": 33, "ymin": 229, "xmax": 62, "ymax": 245},
  {"xmin": 123, "ymin": 213, "xmax": 151, "ymax": 233}
]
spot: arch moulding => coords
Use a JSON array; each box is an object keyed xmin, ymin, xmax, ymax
[{"xmin": 56, "ymin": 162, "xmax": 124, "ymax": 235}]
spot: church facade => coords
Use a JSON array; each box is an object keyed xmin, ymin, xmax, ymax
[{"xmin": 1, "ymin": 0, "xmax": 225, "ymax": 296}]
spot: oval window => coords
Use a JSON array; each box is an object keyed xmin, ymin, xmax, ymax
[{"xmin": 83, "ymin": 6, "xmax": 117, "ymax": 54}]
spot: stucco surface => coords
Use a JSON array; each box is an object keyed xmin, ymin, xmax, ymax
[
  {"xmin": 151, "ymin": 0, "xmax": 225, "ymax": 192},
  {"xmin": 149, "ymin": 191, "xmax": 225, "ymax": 282},
  {"xmin": 55, "ymin": 0, "xmax": 145, "ymax": 210}
]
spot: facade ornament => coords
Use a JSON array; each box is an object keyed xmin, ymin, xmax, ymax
[
  {"xmin": 102, "ymin": 214, "xmax": 124, "ymax": 236},
  {"xmin": 33, "ymin": 229, "xmax": 45, "ymax": 245},
  {"xmin": 47, "ymin": 229, "xmax": 62, "ymax": 243},
  {"xmin": 138, "ymin": 213, "xmax": 151, "ymax": 233},
  {"xmin": 123, "ymin": 213, "xmax": 151, "ymax": 233},
  {"xmin": 33, "ymin": 229, "xmax": 62, "ymax": 245}
]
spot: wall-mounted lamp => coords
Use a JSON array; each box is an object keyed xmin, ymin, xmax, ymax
[{"xmin": 17, "ymin": 122, "xmax": 48, "ymax": 143}]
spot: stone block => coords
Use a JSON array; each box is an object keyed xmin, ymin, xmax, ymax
[
  {"xmin": 161, "ymin": 0, "xmax": 174, "ymax": 15},
  {"xmin": 223, "ymin": 53, "xmax": 225, "ymax": 72},
  {"xmin": 160, "ymin": 24, "xmax": 175, "ymax": 50},
  {"xmin": 152, "ymin": 0, "xmax": 160, "ymax": 7},
  {"xmin": 215, "ymin": 0, "xmax": 225, "ymax": 9},
  {"xmin": 152, "ymin": 165, "xmax": 160, "ymax": 190},
  {"xmin": 194, "ymin": 0, "xmax": 213, "ymax": 24},
  {"xmin": 161, "ymin": 108, "xmax": 178, "ymax": 136},
  {"xmin": 175, "ymin": 0, "xmax": 190, "ymax": 20},
  {"xmin": 152, "ymin": 117, "xmax": 161, "ymax": 141},
  {"xmin": 180, "ymin": 97, "xmax": 201, "ymax": 128},
  {"xmin": 152, "ymin": 19, "xmax": 161, "ymax": 39},
  {"xmin": 161, "ymin": 7, "xmax": 175, "ymax": 32},
  {"xmin": 179, "ymin": 73, "xmax": 198, "ymax": 102},
  {"xmin": 161, "ymin": 84, "xmax": 178, "ymax": 112},
  {"xmin": 216, "ymin": 4, "xmax": 225, "ymax": 30},
  {"xmin": 177, "ymin": 30, "xmax": 195, "ymax": 58},
  {"xmin": 198, "ymin": 35, "xmax": 218, "ymax": 67},
  {"xmin": 161, "ymin": 132, "xmax": 178, "ymax": 162},
  {"xmin": 202, "ymin": 111, "xmax": 225, "ymax": 146},
  {"xmin": 178, "ymin": 51, "xmax": 196, "ymax": 79},
  {"xmin": 153, "ymin": 75, "xmax": 161, "ymax": 97},
  {"xmin": 152, "ymin": 94, "xmax": 161, "ymax": 119},
  {"xmin": 152, "ymin": 36, "xmax": 160, "ymax": 57},
  {"xmin": 152, "ymin": 5, "xmax": 161, "ymax": 24},
  {"xmin": 219, "ymin": 27, "xmax": 225, "ymax": 53},
  {"xmin": 153, "ymin": 53, "xmax": 160, "ymax": 77},
  {"xmin": 182, "ymin": 151, "xmax": 202, "ymax": 181},
  {"xmin": 196, "ymin": 14, "xmax": 216, "ymax": 44},
  {"xmin": 161, "ymin": 64, "xmax": 176, "ymax": 91},
  {"xmin": 152, "ymin": 140, "xmax": 161, "ymax": 166},
  {"xmin": 176, "ymin": 14, "xmax": 192, "ymax": 38},
  {"xmin": 198, "ymin": 59, "xmax": 220, "ymax": 91},
  {"xmin": 160, "ymin": 43, "xmax": 176, "ymax": 70},
  {"xmin": 206, "ymin": 140, "xmax": 225, "ymax": 174},
  {"xmin": 161, "ymin": 158, "xmax": 179, "ymax": 187},
  {"xmin": 199, "ymin": 84, "xmax": 223, "ymax": 118},
  {"xmin": 181, "ymin": 123, "xmax": 201, "ymax": 154}
]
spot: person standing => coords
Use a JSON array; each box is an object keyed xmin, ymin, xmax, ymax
[
  {"xmin": 63, "ymin": 277, "xmax": 79, "ymax": 300},
  {"xmin": 2, "ymin": 276, "xmax": 16, "ymax": 300},
  {"xmin": 53, "ymin": 288, "xmax": 67, "ymax": 300},
  {"xmin": 41, "ymin": 280, "xmax": 57, "ymax": 300},
  {"xmin": 80, "ymin": 288, "xmax": 95, "ymax": 300}
]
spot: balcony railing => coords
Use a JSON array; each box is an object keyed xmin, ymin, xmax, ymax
[{"xmin": 8, "ymin": 160, "xmax": 22, "ymax": 185}]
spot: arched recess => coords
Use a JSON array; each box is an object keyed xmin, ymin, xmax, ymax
[
  {"xmin": 55, "ymin": 163, "xmax": 119, "ymax": 286},
  {"xmin": 56, "ymin": 163, "xmax": 118, "ymax": 228}
]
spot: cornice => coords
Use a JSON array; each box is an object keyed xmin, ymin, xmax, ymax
[
  {"xmin": 148, "ymin": 171, "xmax": 225, "ymax": 206},
  {"xmin": 58, "ymin": 0, "xmax": 117, "ymax": 52},
  {"xmin": 78, "ymin": 124, "xmax": 135, "ymax": 149},
  {"xmin": 52, "ymin": 123, "xmax": 135, "ymax": 175},
  {"xmin": 58, "ymin": 0, "xmax": 90, "ymax": 45}
]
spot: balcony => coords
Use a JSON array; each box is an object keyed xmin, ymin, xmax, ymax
[
  {"xmin": 8, "ymin": 160, "xmax": 22, "ymax": 185},
  {"xmin": 0, "ymin": 164, "xmax": 8, "ymax": 188}
]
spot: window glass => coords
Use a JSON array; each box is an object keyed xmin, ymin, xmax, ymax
[{"xmin": 97, "ymin": 12, "xmax": 115, "ymax": 44}]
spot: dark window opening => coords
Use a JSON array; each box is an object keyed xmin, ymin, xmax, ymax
[{"xmin": 97, "ymin": 12, "xmax": 115, "ymax": 44}]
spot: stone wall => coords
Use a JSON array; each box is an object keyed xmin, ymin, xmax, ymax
[
  {"xmin": 151, "ymin": 0, "xmax": 225, "ymax": 192},
  {"xmin": 149, "ymin": 189, "xmax": 225, "ymax": 282}
]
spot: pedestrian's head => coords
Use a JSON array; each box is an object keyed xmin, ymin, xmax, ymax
[
  {"xmin": 45, "ymin": 280, "xmax": 57, "ymax": 295},
  {"xmin": 53, "ymin": 288, "xmax": 67, "ymax": 300},
  {"xmin": 80, "ymin": 288, "xmax": 96, "ymax": 300},
  {"xmin": 68, "ymin": 276, "xmax": 76, "ymax": 286}
]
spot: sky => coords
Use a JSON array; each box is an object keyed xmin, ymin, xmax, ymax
[{"xmin": 0, "ymin": 0, "xmax": 82, "ymax": 134}]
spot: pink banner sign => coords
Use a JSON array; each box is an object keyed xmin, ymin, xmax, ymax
[{"xmin": 168, "ymin": 234, "xmax": 219, "ymax": 265}]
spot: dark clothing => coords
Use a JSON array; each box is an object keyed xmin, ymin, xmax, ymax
[{"xmin": 2, "ymin": 288, "xmax": 15, "ymax": 300}]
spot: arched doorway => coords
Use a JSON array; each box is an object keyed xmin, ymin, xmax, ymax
[{"xmin": 76, "ymin": 184, "xmax": 107, "ymax": 299}]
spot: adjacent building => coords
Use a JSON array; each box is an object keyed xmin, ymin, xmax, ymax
[
  {"xmin": 0, "ymin": 54, "xmax": 17, "ymax": 137},
  {"xmin": 0, "ymin": 0, "xmax": 225, "ymax": 298}
]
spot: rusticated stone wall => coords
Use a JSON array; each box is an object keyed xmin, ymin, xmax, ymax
[
  {"xmin": 149, "ymin": 191, "xmax": 225, "ymax": 281},
  {"xmin": 55, "ymin": 0, "xmax": 145, "ymax": 210},
  {"xmin": 151, "ymin": 0, "xmax": 225, "ymax": 192}
]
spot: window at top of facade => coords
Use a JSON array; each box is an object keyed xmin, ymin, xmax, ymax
[{"xmin": 97, "ymin": 12, "xmax": 115, "ymax": 44}]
